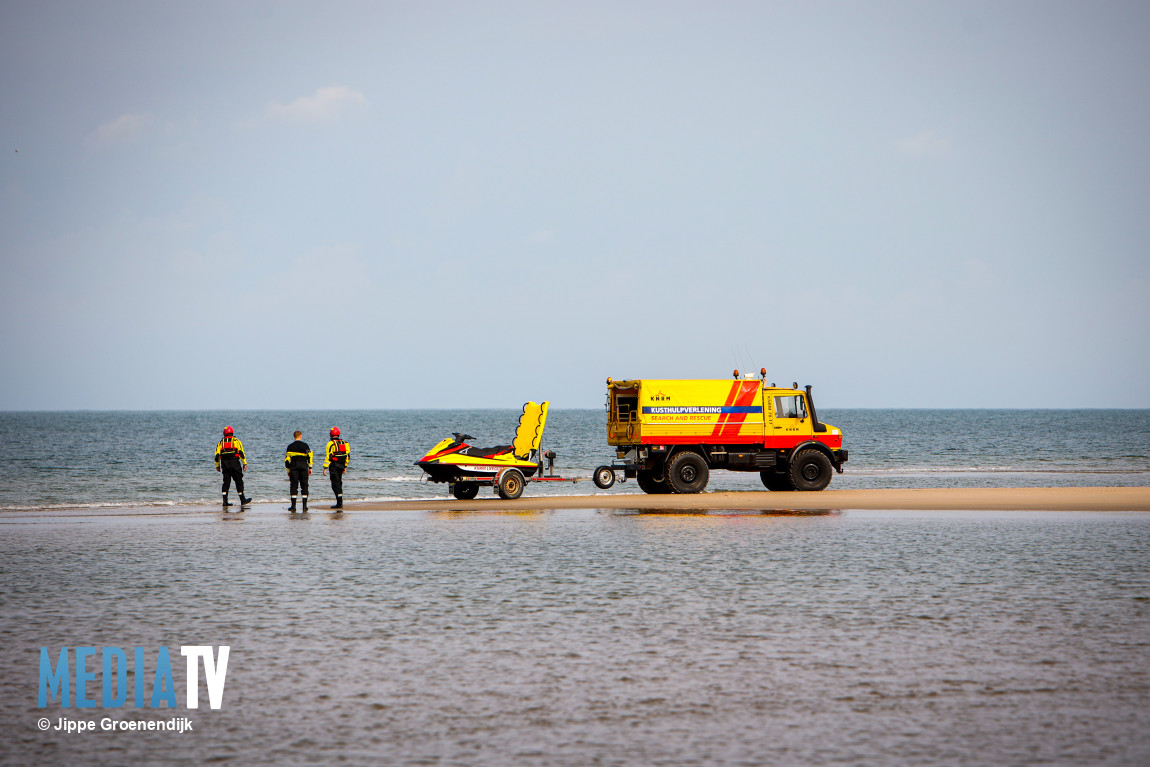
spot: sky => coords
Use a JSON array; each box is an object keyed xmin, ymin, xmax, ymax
[{"xmin": 1, "ymin": 0, "xmax": 1148, "ymax": 410}]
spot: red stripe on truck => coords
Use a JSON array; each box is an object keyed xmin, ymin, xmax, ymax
[{"xmin": 711, "ymin": 381, "xmax": 760, "ymax": 438}]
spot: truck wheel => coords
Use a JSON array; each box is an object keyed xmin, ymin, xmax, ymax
[
  {"xmin": 452, "ymin": 482, "xmax": 479, "ymax": 500},
  {"xmin": 636, "ymin": 470, "xmax": 671, "ymax": 494},
  {"xmin": 496, "ymin": 469, "xmax": 525, "ymax": 500},
  {"xmin": 666, "ymin": 452, "xmax": 709, "ymax": 494},
  {"xmin": 593, "ymin": 466, "xmax": 616, "ymax": 489},
  {"xmin": 788, "ymin": 449, "xmax": 833, "ymax": 491},
  {"xmin": 760, "ymin": 471, "xmax": 794, "ymax": 491}
]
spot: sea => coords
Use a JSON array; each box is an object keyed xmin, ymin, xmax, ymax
[
  {"xmin": 0, "ymin": 409, "xmax": 1148, "ymax": 510},
  {"xmin": 2, "ymin": 410, "xmax": 1149, "ymax": 765}
]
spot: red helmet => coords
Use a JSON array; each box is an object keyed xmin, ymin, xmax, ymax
[
  {"xmin": 330, "ymin": 426, "xmax": 340, "ymax": 437},
  {"xmin": 223, "ymin": 426, "xmax": 234, "ymax": 436}
]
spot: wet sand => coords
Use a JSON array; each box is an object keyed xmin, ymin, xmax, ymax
[
  {"xmin": 6, "ymin": 498, "xmax": 1150, "ymax": 765},
  {"xmin": 354, "ymin": 486, "xmax": 1150, "ymax": 513}
]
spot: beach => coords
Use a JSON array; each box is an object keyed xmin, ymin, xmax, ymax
[
  {"xmin": 5, "ymin": 502, "xmax": 1149, "ymax": 766},
  {"xmin": 3, "ymin": 486, "xmax": 1148, "ymax": 520}
]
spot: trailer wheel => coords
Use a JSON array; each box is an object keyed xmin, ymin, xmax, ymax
[
  {"xmin": 788, "ymin": 449, "xmax": 833, "ymax": 491},
  {"xmin": 452, "ymin": 482, "xmax": 480, "ymax": 500},
  {"xmin": 593, "ymin": 466, "xmax": 616, "ymax": 489},
  {"xmin": 497, "ymin": 469, "xmax": 525, "ymax": 500},
  {"xmin": 760, "ymin": 471, "xmax": 795, "ymax": 491},
  {"xmin": 636, "ymin": 470, "xmax": 672, "ymax": 494},
  {"xmin": 666, "ymin": 452, "xmax": 709, "ymax": 494}
]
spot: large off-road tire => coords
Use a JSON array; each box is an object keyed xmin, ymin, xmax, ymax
[
  {"xmin": 452, "ymin": 482, "xmax": 480, "ymax": 500},
  {"xmin": 496, "ymin": 469, "xmax": 525, "ymax": 500},
  {"xmin": 760, "ymin": 471, "xmax": 795, "ymax": 491},
  {"xmin": 636, "ymin": 470, "xmax": 672, "ymax": 494},
  {"xmin": 593, "ymin": 466, "xmax": 616, "ymax": 489},
  {"xmin": 788, "ymin": 449, "xmax": 833, "ymax": 491},
  {"xmin": 665, "ymin": 451, "xmax": 709, "ymax": 494}
]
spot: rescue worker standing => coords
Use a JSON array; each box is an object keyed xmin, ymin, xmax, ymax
[
  {"xmin": 323, "ymin": 427, "xmax": 351, "ymax": 509},
  {"xmin": 214, "ymin": 426, "xmax": 252, "ymax": 508},
  {"xmin": 285, "ymin": 431, "xmax": 312, "ymax": 512}
]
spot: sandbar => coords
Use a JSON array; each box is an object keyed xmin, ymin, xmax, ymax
[
  {"xmin": 353, "ymin": 486, "xmax": 1150, "ymax": 512},
  {"xmin": 3, "ymin": 487, "xmax": 1147, "ymax": 521}
]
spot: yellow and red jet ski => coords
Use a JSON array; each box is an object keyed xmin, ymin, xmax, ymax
[{"xmin": 415, "ymin": 402, "xmax": 549, "ymax": 499}]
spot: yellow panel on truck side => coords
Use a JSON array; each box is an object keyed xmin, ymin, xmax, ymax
[{"xmin": 608, "ymin": 379, "xmax": 769, "ymax": 446}]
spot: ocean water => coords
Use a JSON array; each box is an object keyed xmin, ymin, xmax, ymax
[
  {"xmin": 0, "ymin": 409, "xmax": 1148, "ymax": 510},
  {"xmin": 2, "ymin": 508, "xmax": 1148, "ymax": 765}
]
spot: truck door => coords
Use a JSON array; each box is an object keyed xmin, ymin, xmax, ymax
[
  {"xmin": 608, "ymin": 384, "xmax": 640, "ymax": 443},
  {"xmin": 769, "ymin": 393, "xmax": 812, "ymax": 443}
]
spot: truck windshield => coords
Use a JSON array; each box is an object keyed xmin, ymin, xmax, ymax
[{"xmin": 774, "ymin": 395, "xmax": 807, "ymax": 419}]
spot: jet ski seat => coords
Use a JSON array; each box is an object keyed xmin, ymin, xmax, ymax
[{"xmin": 463, "ymin": 444, "xmax": 513, "ymax": 458}]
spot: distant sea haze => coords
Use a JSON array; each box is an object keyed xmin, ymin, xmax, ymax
[{"xmin": 0, "ymin": 409, "xmax": 1147, "ymax": 510}]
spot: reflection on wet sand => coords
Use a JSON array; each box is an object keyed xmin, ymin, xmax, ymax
[
  {"xmin": 427, "ymin": 508, "xmax": 549, "ymax": 519},
  {"xmin": 611, "ymin": 508, "xmax": 842, "ymax": 517}
]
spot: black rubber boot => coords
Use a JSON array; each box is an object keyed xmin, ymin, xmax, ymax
[
  {"xmin": 289, "ymin": 496, "xmax": 297, "ymax": 513},
  {"xmin": 222, "ymin": 493, "xmax": 233, "ymax": 507},
  {"xmin": 331, "ymin": 495, "xmax": 343, "ymax": 509},
  {"xmin": 240, "ymin": 495, "xmax": 252, "ymax": 506},
  {"xmin": 302, "ymin": 496, "xmax": 309, "ymax": 512}
]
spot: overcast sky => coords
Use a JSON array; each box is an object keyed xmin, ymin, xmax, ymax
[{"xmin": 1, "ymin": 1, "xmax": 1147, "ymax": 409}]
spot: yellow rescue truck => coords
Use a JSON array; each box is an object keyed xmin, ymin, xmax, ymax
[{"xmin": 600, "ymin": 371, "xmax": 847, "ymax": 493}]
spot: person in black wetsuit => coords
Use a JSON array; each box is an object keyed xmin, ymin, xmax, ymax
[
  {"xmin": 323, "ymin": 426, "xmax": 350, "ymax": 509},
  {"xmin": 284, "ymin": 431, "xmax": 312, "ymax": 512},
  {"xmin": 214, "ymin": 426, "xmax": 251, "ymax": 508}
]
